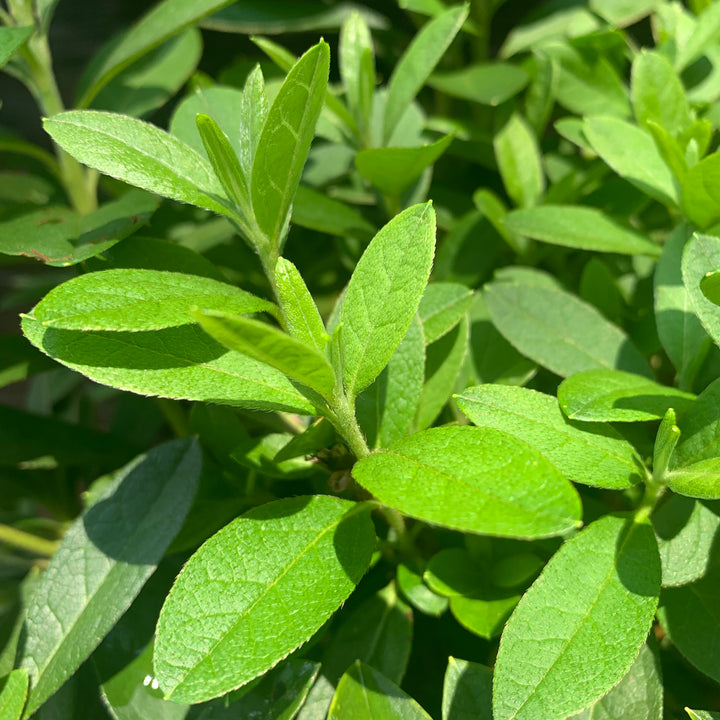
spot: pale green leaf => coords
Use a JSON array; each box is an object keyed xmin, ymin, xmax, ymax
[
  {"xmin": 251, "ymin": 41, "xmax": 330, "ymax": 247},
  {"xmin": 43, "ymin": 111, "xmax": 231, "ymax": 216},
  {"xmin": 418, "ymin": 282, "xmax": 473, "ymax": 344},
  {"xmin": 666, "ymin": 459, "xmax": 720, "ymax": 499},
  {"xmin": 457, "ymin": 385, "xmax": 646, "ymax": 489},
  {"xmin": 493, "ymin": 515, "xmax": 661, "ymax": 720},
  {"xmin": 194, "ymin": 310, "xmax": 335, "ymax": 399},
  {"xmin": 352, "ymin": 426, "xmax": 582, "ymax": 539},
  {"xmin": 21, "ymin": 316, "xmax": 315, "ymax": 414},
  {"xmin": 681, "ymin": 154, "xmax": 720, "ymax": 228},
  {"xmin": 383, "ymin": 5, "xmax": 468, "ymax": 144},
  {"xmin": 328, "ymin": 662, "xmax": 432, "ymax": 720},
  {"xmin": 0, "ymin": 669, "xmax": 29, "ymax": 720},
  {"xmin": 20, "ymin": 439, "xmax": 201, "ymax": 717},
  {"xmin": 442, "ymin": 657, "xmax": 492, "ymax": 720},
  {"xmin": 292, "ymin": 185, "xmax": 374, "ymax": 239},
  {"xmin": 340, "ymin": 11, "xmax": 375, "ymax": 133},
  {"xmin": 340, "ymin": 202, "xmax": 435, "ymax": 398},
  {"xmin": 558, "ymin": 369, "xmax": 695, "ymax": 423},
  {"xmin": 428, "ymin": 63, "xmax": 528, "ymax": 106},
  {"xmin": 683, "ymin": 235, "xmax": 720, "ymax": 351},
  {"xmin": 674, "ymin": 377, "xmax": 720, "ymax": 467},
  {"xmin": 484, "ymin": 282, "xmax": 652, "ymax": 378},
  {"xmin": 584, "ymin": 116, "xmax": 679, "ymax": 206},
  {"xmin": 154, "ymin": 496, "xmax": 375, "ymax": 703},
  {"xmin": 29, "ymin": 269, "xmax": 274, "ymax": 332},
  {"xmin": 687, "ymin": 710, "xmax": 720, "ymax": 719},
  {"xmin": 590, "ymin": 0, "xmax": 661, "ymax": 26},
  {"xmin": 240, "ymin": 65, "xmax": 269, "ymax": 183},
  {"xmin": 504, "ymin": 205, "xmax": 660, "ymax": 256},
  {"xmin": 0, "ymin": 26, "xmax": 32, "ymax": 69}
]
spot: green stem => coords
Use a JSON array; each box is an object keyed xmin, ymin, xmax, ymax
[
  {"xmin": 469, "ymin": 0, "xmax": 493, "ymax": 62},
  {"xmin": 328, "ymin": 394, "xmax": 370, "ymax": 460},
  {"xmin": 634, "ymin": 477, "xmax": 666, "ymax": 524},
  {"xmin": 0, "ymin": 523, "xmax": 58, "ymax": 557}
]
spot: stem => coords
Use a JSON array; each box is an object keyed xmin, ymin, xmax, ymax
[
  {"xmin": 634, "ymin": 477, "xmax": 666, "ymax": 524},
  {"xmin": 469, "ymin": 0, "xmax": 493, "ymax": 62},
  {"xmin": 328, "ymin": 393, "xmax": 370, "ymax": 460},
  {"xmin": 0, "ymin": 523, "xmax": 58, "ymax": 557}
]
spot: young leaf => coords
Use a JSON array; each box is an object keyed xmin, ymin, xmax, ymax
[
  {"xmin": 340, "ymin": 11, "xmax": 375, "ymax": 133},
  {"xmin": 428, "ymin": 62, "xmax": 528, "ymax": 106},
  {"xmin": 418, "ymin": 282, "xmax": 473, "ymax": 344},
  {"xmin": 504, "ymin": 205, "xmax": 660, "ymax": 256},
  {"xmin": 0, "ymin": 26, "xmax": 32, "ymax": 69},
  {"xmin": 666, "ymin": 459, "xmax": 720, "ymax": 499},
  {"xmin": 21, "ymin": 316, "xmax": 316, "ymax": 414},
  {"xmin": 328, "ymin": 662, "xmax": 433, "ymax": 720},
  {"xmin": 352, "ymin": 426, "xmax": 582, "ymax": 539},
  {"xmin": 558, "ymin": 369, "xmax": 696, "ymax": 422},
  {"xmin": 275, "ymin": 257, "xmax": 328, "ymax": 353},
  {"xmin": 340, "ymin": 202, "xmax": 436, "ymax": 398},
  {"xmin": 687, "ymin": 712, "xmax": 720, "ymax": 720},
  {"xmin": 44, "ymin": 111, "xmax": 232, "ymax": 216},
  {"xmin": 240, "ymin": 65, "xmax": 268, "ymax": 183},
  {"xmin": 484, "ymin": 282, "xmax": 652, "ymax": 378},
  {"xmin": 193, "ymin": 310, "xmax": 336, "ymax": 399},
  {"xmin": 0, "ymin": 669, "xmax": 29, "ymax": 720},
  {"xmin": 251, "ymin": 41, "xmax": 330, "ymax": 247},
  {"xmin": 154, "ymin": 496, "xmax": 376, "ymax": 703},
  {"xmin": 654, "ymin": 408, "xmax": 681, "ymax": 480},
  {"xmin": 457, "ymin": 385, "xmax": 646, "ymax": 489},
  {"xmin": 442, "ymin": 658, "xmax": 492, "ymax": 720},
  {"xmin": 493, "ymin": 515, "xmax": 661, "ymax": 720},
  {"xmin": 29, "ymin": 269, "xmax": 274, "ymax": 332},
  {"xmin": 682, "ymin": 234, "xmax": 720, "ymax": 347},
  {"xmin": 383, "ymin": 5, "xmax": 468, "ymax": 144},
  {"xmin": 682, "ymin": 154, "xmax": 720, "ymax": 228},
  {"xmin": 19, "ymin": 438, "xmax": 201, "ymax": 717}
]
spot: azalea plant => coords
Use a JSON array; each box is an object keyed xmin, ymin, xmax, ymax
[{"xmin": 2, "ymin": 0, "xmax": 720, "ymax": 718}]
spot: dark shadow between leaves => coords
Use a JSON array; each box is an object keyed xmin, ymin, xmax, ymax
[{"xmin": 612, "ymin": 394, "xmax": 695, "ymax": 416}]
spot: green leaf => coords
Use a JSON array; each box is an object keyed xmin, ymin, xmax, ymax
[
  {"xmin": 29, "ymin": 269, "xmax": 274, "ymax": 332},
  {"xmin": 194, "ymin": 310, "xmax": 335, "ymax": 399},
  {"xmin": 328, "ymin": 662, "xmax": 432, "ymax": 720},
  {"xmin": 0, "ymin": 26, "xmax": 32, "ymax": 69},
  {"xmin": 154, "ymin": 496, "xmax": 375, "ymax": 703},
  {"xmin": 21, "ymin": 316, "xmax": 315, "ymax": 414},
  {"xmin": 43, "ymin": 112, "xmax": 232, "ymax": 216},
  {"xmin": 75, "ymin": 0, "xmax": 236, "ymax": 107},
  {"xmin": 558, "ymin": 369, "xmax": 695, "ymax": 423},
  {"xmin": 383, "ymin": 5, "xmax": 468, "ymax": 144},
  {"xmin": 702, "ymin": 269, "xmax": 720, "ymax": 307},
  {"xmin": 340, "ymin": 11, "xmax": 375, "ymax": 134},
  {"xmin": 681, "ymin": 154, "xmax": 720, "ymax": 228},
  {"xmin": 654, "ymin": 224, "xmax": 709, "ymax": 386},
  {"xmin": 240, "ymin": 66, "xmax": 269, "ymax": 182},
  {"xmin": 590, "ymin": 0, "xmax": 661, "ymax": 26},
  {"xmin": 356, "ymin": 315, "xmax": 425, "ymax": 449},
  {"xmin": 352, "ymin": 426, "xmax": 582, "ymax": 539},
  {"xmin": 584, "ymin": 116, "xmax": 679, "ymax": 206},
  {"xmin": 450, "ymin": 592, "xmax": 521, "ymax": 641},
  {"xmin": 504, "ymin": 205, "xmax": 660, "ymax": 256},
  {"xmin": 631, "ymin": 49, "xmax": 692, "ymax": 136},
  {"xmin": 654, "ymin": 408, "xmax": 681, "ymax": 480},
  {"xmin": 457, "ymin": 385, "xmax": 646, "ymax": 489},
  {"xmin": 0, "ymin": 335, "xmax": 56, "ymax": 390},
  {"xmin": 19, "ymin": 439, "xmax": 201, "ymax": 717},
  {"xmin": 674, "ymin": 378, "xmax": 720, "ymax": 467},
  {"xmin": 418, "ymin": 282, "xmax": 473, "ymax": 344},
  {"xmin": 666, "ymin": 459, "xmax": 720, "ymax": 499},
  {"xmin": 0, "ymin": 669, "xmax": 29, "ymax": 720},
  {"xmin": 396, "ymin": 563, "xmax": 448, "ymax": 617},
  {"xmin": 484, "ymin": 282, "xmax": 652, "ymax": 378},
  {"xmin": 493, "ymin": 113, "xmax": 545, "ymax": 208},
  {"xmin": 251, "ymin": 41, "xmax": 330, "ymax": 247},
  {"xmin": 424, "ymin": 548, "xmax": 484, "ymax": 597},
  {"xmin": 355, "ymin": 134, "xmax": 453, "ymax": 199},
  {"xmin": 428, "ymin": 62, "xmax": 528, "ymax": 106},
  {"xmin": 566, "ymin": 641, "xmax": 663, "ymax": 720},
  {"xmin": 682, "ymin": 234, "xmax": 720, "ymax": 348},
  {"xmin": 687, "ymin": 711, "xmax": 720, "ymax": 720},
  {"xmin": 340, "ymin": 202, "xmax": 435, "ymax": 398},
  {"xmin": 658, "ymin": 565, "xmax": 720, "ymax": 683},
  {"xmin": 442, "ymin": 657, "xmax": 492, "ymax": 720},
  {"xmin": 292, "ymin": 185, "xmax": 374, "ymax": 239},
  {"xmin": 653, "ymin": 495, "xmax": 720, "ymax": 587},
  {"xmin": 322, "ymin": 583, "xmax": 412, "ymax": 685},
  {"xmin": 231, "ymin": 432, "xmax": 316, "ymax": 480},
  {"xmin": 493, "ymin": 515, "xmax": 661, "ymax": 720}
]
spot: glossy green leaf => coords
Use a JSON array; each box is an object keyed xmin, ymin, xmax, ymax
[
  {"xmin": 450, "ymin": 592, "xmax": 521, "ymax": 641},
  {"xmin": 251, "ymin": 41, "xmax": 330, "ymax": 247},
  {"xmin": 322, "ymin": 583, "xmax": 412, "ymax": 685},
  {"xmin": 328, "ymin": 662, "xmax": 432, "ymax": 720},
  {"xmin": 558, "ymin": 369, "xmax": 695, "ymax": 423},
  {"xmin": 19, "ymin": 439, "xmax": 201, "ymax": 717},
  {"xmin": 683, "ymin": 234, "xmax": 720, "ymax": 348},
  {"xmin": 21, "ymin": 316, "xmax": 315, "ymax": 414},
  {"xmin": 154, "ymin": 496, "xmax": 375, "ymax": 703},
  {"xmin": 424, "ymin": 548, "xmax": 483, "ymax": 597},
  {"xmin": 29, "ymin": 269, "xmax": 274, "ymax": 332},
  {"xmin": 584, "ymin": 116, "xmax": 679, "ymax": 206},
  {"xmin": 682, "ymin": 154, "xmax": 720, "ymax": 228},
  {"xmin": 383, "ymin": 5, "xmax": 468, "ymax": 144},
  {"xmin": 418, "ymin": 283, "xmax": 473, "ymax": 344},
  {"xmin": 44, "ymin": 112, "xmax": 231, "ymax": 216},
  {"xmin": 239, "ymin": 66, "xmax": 268, "ymax": 182},
  {"xmin": 653, "ymin": 495, "xmax": 720, "ymax": 587},
  {"xmin": 484, "ymin": 282, "xmax": 652, "ymax": 378},
  {"xmin": 356, "ymin": 315, "xmax": 425, "ymax": 449},
  {"xmin": 442, "ymin": 658, "xmax": 492, "ymax": 720},
  {"xmin": 292, "ymin": 185, "xmax": 374, "ymax": 239},
  {"xmin": 75, "ymin": 0, "xmax": 236, "ymax": 107},
  {"xmin": 0, "ymin": 669, "xmax": 29, "ymax": 720},
  {"xmin": 355, "ymin": 134, "xmax": 453, "ymax": 199},
  {"xmin": 494, "ymin": 113, "xmax": 544, "ymax": 208},
  {"xmin": 428, "ymin": 62, "xmax": 528, "ymax": 106},
  {"xmin": 494, "ymin": 515, "xmax": 661, "ymax": 720},
  {"xmin": 457, "ymin": 385, "xmax": 646, "ymax": 489},
  {"xmin": 666, "ymin": 458, "xmax": 720, "ymax": 499},
  {"xmin": 193, "ymin": 310, "xmax": 335, "ymax": 399},
  {"xmin": 504, "ymin": 205, "xmax": 659, "ymax": 256},
  {"xmin": 340, "ymin": 202, "xmax": 435, "ymax": 398},
  {"xmin": 702, "ymin": 269, "xmax": 720, "ymax": 307},
  {"xmin": 352, "ymin": 426, "xmax": 582, "ymax": 539},
  {"xmin": 396, "ymin": 564, "xmax": 448, "ymax": 617},
  {"xmin": 0, "ymin": 26, "xmax": 32, "ymax": 69}
]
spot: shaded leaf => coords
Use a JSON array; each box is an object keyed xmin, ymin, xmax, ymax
[
  {"xmin": 428, "ymin": 63, "xmax": 528, "ymax": 106},
  {"xmin": 442, "ymin": 657, "xmax": 492, "ymax": 720}
]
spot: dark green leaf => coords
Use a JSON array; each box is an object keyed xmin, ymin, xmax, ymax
[
  {"xmin": 396, "ymin": 564, "xmax": 448, "ymax": 617},
  {"xmin": 428, "ymin": 63, "xmax": 528, "ymax": 106},
  {"xmin": 442, "ymin": 657, "xmax": 492, "ymax": 720},
  {"xmin": 0, "ymin": 26, "xmax": 32, "ymax": 69},
  {"xmin": 292, "ymin": 186, "xmax": 374, "ymax": 239}
]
